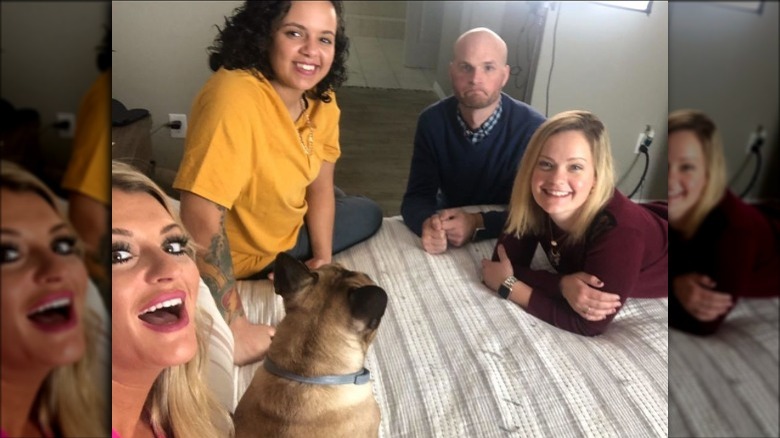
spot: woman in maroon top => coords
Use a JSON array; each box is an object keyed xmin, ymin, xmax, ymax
[
  {"xmin": 481, "ymin": 110, "xmax": 668, "ymax": 336},
  {"xmin": 668, "ymin": 109, "xmax": 779, "ymax": 336}
]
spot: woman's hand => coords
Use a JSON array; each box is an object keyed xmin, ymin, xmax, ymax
[
  {"xmin": 481, "ymin": 244, "xmax": 513, "ymax": 292},
  {"xmin": 230, "ymin": 315, "xmax": 276, "ymax": 366},
  {"xmin": 560, "ymin": 272, "xmax": 621, "ymax": 321},
  {"xmin": 305, "ymin": 256, "xmax": 330, "ymax": 270},
  {"xmin": 673, "ymin": 273, "xmax": 733, "ymax": 321}
]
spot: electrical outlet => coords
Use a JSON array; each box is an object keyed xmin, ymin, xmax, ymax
[
  {"xmin": 55, "ymin": 112, "xmax": 76, "ymax": 138},
  {"xmin": 633, "ymin": 125, "xmax": 653, "ymax": 154},
  {"xmin": 634, "ymin": 133, "xmax": 648, "ymax": 154},
  {"xmin": 168, "ymin": 113, "xmax": 187, "ymax": 138},
  {"xmin": 745, "ymin": 132, "xmax": 758, "ymax": 154},
  {"xmin": 745, "ymin": 126, "xmax": 765, "ymax": 153}
]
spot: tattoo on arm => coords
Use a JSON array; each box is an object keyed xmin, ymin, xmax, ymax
[{"xmin": 197, "ymin": 205, "xmax": 244, "ymax": 322}]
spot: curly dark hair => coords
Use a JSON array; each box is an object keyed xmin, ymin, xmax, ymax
[{"xmin": 208, "ymin": 0, "xmax": 349, "ymax": 103}]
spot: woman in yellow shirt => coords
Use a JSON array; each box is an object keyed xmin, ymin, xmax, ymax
[{"xmin": 174, "ymin": 1, "xmax": 382, "ymax": 365}]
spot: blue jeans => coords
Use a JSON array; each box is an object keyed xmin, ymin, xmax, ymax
[{"xmin": 244, "ymin": 187, "xmax": 382, "ymax": 279}]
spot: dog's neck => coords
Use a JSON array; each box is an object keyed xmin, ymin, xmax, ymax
[
  {"xmin": 270, "ymin": 321, "xmax": 368, "ymax": 376},
  {"xmin": 263, "ymin": 357, "xmax": 372, "ymax": 385}
]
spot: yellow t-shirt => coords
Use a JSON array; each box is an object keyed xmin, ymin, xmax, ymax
[
  {"xmin": 61, "ymin": 70, "xmax": 110, "ymax": 204},
  {"xmin": 173, "ymin": 68, "xmax": 341, "ymax": 277}
]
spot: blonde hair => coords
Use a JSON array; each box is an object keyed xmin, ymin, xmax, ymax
[
  {"xmin": 668, "ymin": 109, "xmax": 728, "ymax": 238},
  {"xmin": 111, "ymin": 160, "xmax": 233, "ymax": 437},
  {"xmin": 0, "ymin": 160, "xmax": 107, "ymax": 437},
  {"xmin": 505, "ymin": 110, "xmax": 616, "ymax": 243}
]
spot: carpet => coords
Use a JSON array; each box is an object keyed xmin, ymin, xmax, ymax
[{"xmin": 335, "ymin": 86, "xmax": 439, "ymax": 217}]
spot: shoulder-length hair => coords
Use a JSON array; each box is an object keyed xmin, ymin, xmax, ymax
[
  {"xmin": 111, "ymin": 160, "xmax": 233, "ymax": 438},
  {"xmin": 0, "ymin": 160, "xmax": 106, "ymax": 437},
  {"xmin": 207, "ymin": 0, "xmax": 348, "ymax": 103},
  {"xmin": 505, "ymin": 110, "xmax": 616, "ymax": 243},
  {"xmin": 668, "ymin": 109, "xmax": 728, "ymax": 238}
]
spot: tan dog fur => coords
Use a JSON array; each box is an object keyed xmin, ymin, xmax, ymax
[{"xmin": 233, "ymin": 253, "xmax": 387, "ymax": 438}]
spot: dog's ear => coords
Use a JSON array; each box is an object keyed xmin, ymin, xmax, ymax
[
  {"xmin": 349, "ymin": 285, "xmax": 388, "ymax": 330},
  {"xmin": 273, "ymin": 252, "xmax": 315, "ymax": 296}
]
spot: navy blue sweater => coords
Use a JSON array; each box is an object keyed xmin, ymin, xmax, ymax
[{"xmin": 401, "ymin": 93, "xmax": 545, "ymax": 237}]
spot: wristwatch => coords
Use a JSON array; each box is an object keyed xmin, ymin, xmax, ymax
[{"xmin": 498, "ymin": 275, "xmax": 517, "ymax": 299}]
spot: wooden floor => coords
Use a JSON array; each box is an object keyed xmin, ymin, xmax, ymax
[{"xmin": 334, "ymin": 86, "xmax": 439, "ymax": 217}]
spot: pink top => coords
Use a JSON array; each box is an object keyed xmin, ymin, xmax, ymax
[
  {"xmin": 112, "ymin": 427, "xmax": 166, "ymax": 438},
  {"xmin": 1, "ymin": 429, "xmax": 8, "ymax": 438}
]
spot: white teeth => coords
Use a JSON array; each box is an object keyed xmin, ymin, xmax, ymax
[
  {"xmin": 297, "ymin": 63, "xmax": 315, "ymax": 71},
  {"xmin": 546, "ymin": 189, "xmax": 570, "ymax": 197},
  {"xmin": 29, "ymin": 297, "xmax": 71, "ymax": 315},
  {"xmin": 140, "ymin": 298, "xmax": 182, "ymax": 315}
]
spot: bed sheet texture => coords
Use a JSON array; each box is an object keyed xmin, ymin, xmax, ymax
[
  {"xmin": 234, "ymin": 216, "xmax": 669, "ymax": 437},
  {"xmin": 669, "ymin": 297, "xmax": 779, "ymax": 438}
]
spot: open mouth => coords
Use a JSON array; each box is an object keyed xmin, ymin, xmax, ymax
[
  {"xmin": 27, "ymin": 294, "xmax": 75, "ymax": 331},
  {"xmin": 542, "ymin": 188, "xmax": 572, "ymax": 198},
  {"xmin": 296, "ymin": 62, "xmax": 316, "ymax": 72},
  {"xmin": 138, "ymin": 297, "xmax": 184, "ymax": 326}
]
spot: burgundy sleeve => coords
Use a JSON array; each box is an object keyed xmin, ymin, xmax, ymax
[
  {"xmin": 494, "ymin": 235, "xmax": 564, "ymax": 297},
  {"xmin": 525, "ymin": 226, "xmax": 646, "ymax": 336},
  {"xmin": 712, "ymin": 229, "xmax": 759, "ymax": 296}
]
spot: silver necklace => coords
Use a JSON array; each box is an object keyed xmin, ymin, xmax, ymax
[{"xmin": 548, "ymin": 217, "xmax": 563, "ymax": 267}]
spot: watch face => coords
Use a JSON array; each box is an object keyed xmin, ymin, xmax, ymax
[{"xmin": 498, "ymin": 285, "xmax": 511, "ymax": 299}]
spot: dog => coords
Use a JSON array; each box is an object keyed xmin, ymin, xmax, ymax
[{"xmin": 233, "ymin": 252, "xmax": 388, "ymax": 438}]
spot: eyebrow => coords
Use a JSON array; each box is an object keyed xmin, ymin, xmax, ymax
[
  {"xmin": 539, "ymin": 155, "xmax": 588, "ymax": 162},
  {"xmin": 161, "ymin": 223, "xmax": 182, "ymax": 235},
  {"xmin": 112, "ymin": 223, "xmax": 181, "ymax": 238},
  {"xmin": 1, "ymin": 222, "xmax": 69, "ymax": 236},
  {"xmin": 281, "ymin": 22, "xmax": 335, "ymax": 36},
  {"xmin": 458, "ymin": 60, "xmax": 497, "ymax": 66}
]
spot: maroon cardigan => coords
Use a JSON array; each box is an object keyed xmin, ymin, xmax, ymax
[
  {"xmin": 494, "ymin": 190, "xmax": 668, "ymax": 336},
  {"xmin": 669, "ymin": 190, "xmax": 780, "ymax": 335}
]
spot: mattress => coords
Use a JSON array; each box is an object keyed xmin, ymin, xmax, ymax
[
  {"xmin": 235, "ymin": 216, "xmax": 669, "ymax": 437},
  {"xmin": 669, "ymin": 298, "xmax": 780, "ymax": 438}
]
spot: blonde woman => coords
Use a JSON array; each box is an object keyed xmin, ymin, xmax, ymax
[
  {"xmin": 1, "ymin": 160, "xmax": 105, "ymax": 437},
  {"xmin": 481, "ymin": 111, "xmax": 668, "ymax": 336},
  {"xmin": 111, "ymin": 161, "xmax": 232, "ymax": 437},
  {"xmin": 668, "ymin": 110, "xmax": 779, "ymax": 336}
]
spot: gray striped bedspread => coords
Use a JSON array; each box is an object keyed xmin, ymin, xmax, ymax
[
  {"xmin": 236, "ymin": 216, "xmax": 669, "ymax": 437},
  {"xmin": 669, "ymin": 298, "xmax": 780, "ymax": 438}
]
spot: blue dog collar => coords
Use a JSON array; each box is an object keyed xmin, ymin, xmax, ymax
[{"xmin": 263, "ymin": 357, "xmax": 371, "ymax": 385}]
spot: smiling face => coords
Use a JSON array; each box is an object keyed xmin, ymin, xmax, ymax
[
  {"xmin": 111, "ymin": 189, "xmax": 199, "ymax": 375},
  {"xmin": 667, "ymin": 129, "xmax": 708, "ymax": 224},
  {"xmin": 1, "ymin": 189, "xmax": 87, "ymax": 372},
  {"xmin": 268, "ymin": 0, "xmax": 337, "ymax": 99},
  {"xmin": 531, "ymin": 130, "xmax": 596, "ymax": 229},
  {"xmin": 449, "ymin": 30, "xmax": 509, "ymax": 111}
]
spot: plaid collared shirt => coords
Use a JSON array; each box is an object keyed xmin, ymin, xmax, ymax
[{"xmin": 456, "ymin": 99, "xmax": 503, "ymax": 144}]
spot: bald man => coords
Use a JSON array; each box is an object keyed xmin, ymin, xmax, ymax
[{"xmin": 401, "ymin": 27, "xmax": 545, "ymax": 254}]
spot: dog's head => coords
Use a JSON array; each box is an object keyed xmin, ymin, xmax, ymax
[{"xmin": 271, "ymin": 253, "xmax": 387, "ymax": 365}]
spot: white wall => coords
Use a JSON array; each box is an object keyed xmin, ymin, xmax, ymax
[
  {"xmin": 1, "ymin": 1, "xmax": 109, "ymax": 170},
  {"xmin": 669, "ymin": 1, "xmax": 779, "ymax": 199},
  {"xmin": 111, "ymin": 1, "xmax": 242, "ymax": 174},
  {"xmin": 529, "ymin": 1, "xmax": 669, "ymax": 200},
  {"xmin": 344, "ymin": 1, "xmax": 406, "ymax": 39}
]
